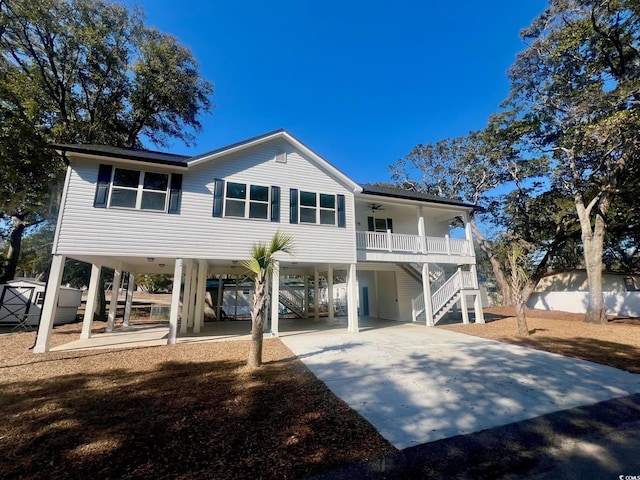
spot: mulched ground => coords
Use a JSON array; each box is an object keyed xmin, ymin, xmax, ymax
[
  {"xmin": 1, "ymin": 306, "xmax": 639, "ymax": 479},
  {"xmin": 0, "ymin": 324, "xmax": 394, "ymax": 480}
]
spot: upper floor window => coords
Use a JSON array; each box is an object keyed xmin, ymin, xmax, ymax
[
  {"xmin": 299, "ymin": 191, "xmax": 336, "ymax": 225},
  {"xmin": 290, "ymin": 189, "xmax": 346, "ymax": 228},
  {"xmin": 213, "ymin": 178, "xmax": 280, "ymax": 222},
  {"xmin": 94, "ymin": 164, "xmax": 182, "ymax": 214},
  {"xmin": 109, "ymin": 168, "xmax": 169, "ymax": 211},
  {"xmin": 225, "ymin": 182, "xmax": 270, "ymax": 219}
]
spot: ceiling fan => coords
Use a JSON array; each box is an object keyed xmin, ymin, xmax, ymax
[{"xmin": 369, "ymin": 203, "xmax": 385, "ymax": 212}]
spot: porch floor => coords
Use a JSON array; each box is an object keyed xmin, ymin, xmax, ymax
[{"xmin": 48, "ymin": 317, "xmax": 401, "ymax": 352}]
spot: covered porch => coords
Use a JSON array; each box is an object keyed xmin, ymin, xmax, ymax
[
  {"xmin": 33, "ymin": 254, "xmax": 362, "ymax": 353},
  {"xmin": 45, "ymin": 317, "xmax": 398, "ymax": 353}
]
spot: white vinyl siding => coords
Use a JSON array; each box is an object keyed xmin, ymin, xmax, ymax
[
  {"xmin": 376, "ymin": 271, "xmax": 398, "ymax": 320},
  {"xmin": 54, "ymin": 139, "xmax": 357, "ymax": 264}
]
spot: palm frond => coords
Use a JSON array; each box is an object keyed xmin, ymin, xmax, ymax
[{"xmin": 243, "ymin": 230, "xmax": 295, "ymax": 276}]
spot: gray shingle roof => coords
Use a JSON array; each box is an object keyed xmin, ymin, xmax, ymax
[
  {"xmin": 359, "ymin": 184, "xmax": 476, "ymax": 209},
  {"xmin": 51, "ymin": 144, "xmax": 189, "ymax": 167}
]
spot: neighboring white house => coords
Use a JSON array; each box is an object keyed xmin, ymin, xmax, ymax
[
  {"xmin": 34, "ymin": 129, "xmax": 484, "ymax": 352},
  {"xmin": 528, "ymin": 269, "xmax": 640, "ymax": 316}
]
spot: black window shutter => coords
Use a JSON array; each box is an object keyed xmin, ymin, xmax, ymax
[
  {"xmin": 271, "ymin": 186, "xmax": 280, "ymax": 222},
  {"xmin": 337, "ymin": 194, "xmax": 346, "ymax": 228},
  {"xmin": 94, "ymin": 164, "xmax": 113, "ymax": 208},
  {"xmin": 213, "ymin": 178, "xmax": 224, "ymax": 217},
  {"xmin": 367, "ymin": 216, "xmax": 374, "ymax": 231},
  {"xmin": 289, "ymin": 188, "xmax": 298, "ymax": 224},
  {"xmin": 167, "ymin": 174, "xmax": 183, "ymax": 214},
  {"xmin": 387, "ymin": 218, "xmax": 393, "ymax": 233}
]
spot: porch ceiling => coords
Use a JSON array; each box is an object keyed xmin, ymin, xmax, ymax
[
  {"xmin": 356, "ymin": 196, "xmax": 465, "ymax": 222},
  {"xmin": 63, "ymin": 254, "xmax": 350, "ymax": 275}
]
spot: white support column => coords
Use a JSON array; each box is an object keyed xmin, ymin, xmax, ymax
[
  {"xmin": 464, "ymin": 212, "xmax": 474, "ymax": 256},
  {"xmin": 106, "ymin": 268, "xmax": 122, "ymax": 332},
  {"xmin": 347, "ymin": 263, "xmax": 358, "ymax": 333},
  {"xmin": 327, "ymin": 265, "xmax": 334, "ymax": 324},
  {"xmin": 417, "ymin": 206, "xmax": 427, "ymax": 253},
  {"xmin": 123, "ymin": 272, "xmax": 135, "ymax": 327},
  {"xmin": 168, "ymin": 258, "xmax": 183, "ymax": 345},
  {"xmin": 33, "ymin": 254, "xmax": 66, "ymax": 353},
  {"xmin": 474, "ymin": 294, "xmax": 486, "ymax": 324},
  {"xmin": 471, "ymin": 264, "xmax": 485, "ymax": 324},
  {"xmin": 460, "ymin": 293, "xmax": 470, "ymax": 324},
  {"xmin": 194, "ymin": 260, "xmax": 207, "ymax": 333},
  {"xmin": 270, "ymin": 260, "xmax": 280, "ymax": 336},
  {"xmin": 422, "ymin": 263, "xmax": 435, "ymax": 327},
  {"xmin": 314, "ymin": 267, "xmax": 320, "ymax": 320},
  {"xmin": 180, "ymin": 260, "xmax": 193, "ymax": 333},
  {"xmin": 81, "ymin": 263, "xmax": 101, "ymax": 339}
]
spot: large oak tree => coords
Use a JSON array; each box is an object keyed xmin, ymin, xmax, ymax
[{"xmin": 0, "ymin": 0, "xmax": 213, "ymax": 283}]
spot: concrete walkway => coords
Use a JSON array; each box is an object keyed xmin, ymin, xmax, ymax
[{"xmin": 281, "ymin": 323, "xmax": 640, "ymax": 450}]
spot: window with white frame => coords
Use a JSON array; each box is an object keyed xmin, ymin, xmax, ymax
[
  {"xmin": 109, "ymin": 168, "xmax": 170, "ymax": 211},
  {"xmin": 299, "ymin": 191, "xmax": 336, "ymax": 225},
  {"xmin": 224, "ymin": 181, "xmax": 270, "ymax": 219}
]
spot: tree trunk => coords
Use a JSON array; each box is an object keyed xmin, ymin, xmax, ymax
[
  {"xmin": 576, "ymin": 194, "xmax": 609, "ymax": 324},
  {"xmin": 0, "ymin": 217, "xmax": 26, "ymax": 284},
  {"xmin": 470, "ymin": 220, "xmax": 511, "ymax": 305},
  {"xmin": 97, "ymin": 276, "xmax": 107, "ymax": 321},
  {"xmin": 510, "ymin": 255, "xmax": 530, "ymax": 337},
  {"xmin": 248, "ymin": 270, "xmax": 268, "ymax": 368},
  {"xmin": 583, "ymin": 222, "xmax": 607, "ymax": 324}
]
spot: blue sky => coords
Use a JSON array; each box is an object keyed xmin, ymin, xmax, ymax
[{"xmin": 129, "ymin": 1, "xmax": 548, "ymax": 184}]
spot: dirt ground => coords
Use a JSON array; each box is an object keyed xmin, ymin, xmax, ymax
[
  {"xmin": 440, "ymin": 306, "xmax": 640, "ymax": 374},
  {"xmin": 1, "ymin": 306, "xmax": 639, "ymax": 479}
]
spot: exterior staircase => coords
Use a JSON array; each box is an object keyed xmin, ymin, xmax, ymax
[
  {"xmin": 410, "ymin": 268, "xmax": 476, "ymax": 325},
  {"xmin": 278, "ymin": 284, "xmax": 305, "ymax": 318}
]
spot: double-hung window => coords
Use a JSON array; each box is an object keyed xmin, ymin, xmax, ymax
[
  {"xmin": 295, "ymin": 191, "xmax": 339, "ymax": 225},
  {"xmin": 223, "ymin": 181, "xmax": 271, "ymax": 220},
  {"xmin": 109, "ymin": 168, "xmax": 169, "ymax": 211},
  {"xmin": 94, "ymin": 164, "xmax": 182, "ymax": 214}
]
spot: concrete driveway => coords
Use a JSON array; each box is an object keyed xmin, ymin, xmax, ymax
[{"xmin": 281, "ymin": 323, "xmax": 640, "ymax": 450}]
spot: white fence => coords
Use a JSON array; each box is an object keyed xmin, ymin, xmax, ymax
[{"xmin": 528, "ymin": 291, "xmax": 640, "ymax": 317}]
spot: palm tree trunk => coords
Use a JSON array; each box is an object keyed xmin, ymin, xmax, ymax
[{"xmin": 248, "ymin": 270, "xmax": 268, "ymax": 367}]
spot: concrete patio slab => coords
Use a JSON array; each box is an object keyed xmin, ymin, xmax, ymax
[{"xmin": 281, "ymin": 323, "xmax": 640, "ymax": 449}]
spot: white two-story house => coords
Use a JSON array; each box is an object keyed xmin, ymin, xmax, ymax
[{"xmin": 34, "ymin": 129, "xmax": 484, "ymax": 353}]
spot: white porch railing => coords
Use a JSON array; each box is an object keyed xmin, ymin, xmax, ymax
[
  {"xmin": 357, "ymin": 231, "xmax": 472, "ymax": 256},
  {"xmin": 412, "ymin": 268, "xmax": 479, "ymax": 323}
]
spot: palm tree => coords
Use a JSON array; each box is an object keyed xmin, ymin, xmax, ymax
[{"xmin": 243, "ymin": 231, "xmax": 294, "ymax": 367}]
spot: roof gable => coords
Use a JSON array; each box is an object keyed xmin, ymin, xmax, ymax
[{"xmin": 187, "ymin": 129, "xmax": 362, "ymax": 193}]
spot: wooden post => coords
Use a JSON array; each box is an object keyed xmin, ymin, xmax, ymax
[
  {"xmin": 106, "ymin": 268, "xmax": 122, "ymax": 332},
  {"xmin": 303, "ymin": 275, "xmax": 309, "ymax": 317},
  {"xmin": 168, "ymin": 259, "xmax": 183, "ymax": 345},
  {"xmin": 314, "ymin": 267, "xmax": 320, "ymax": 320},
  {"xmin": 216, "ymin": 273, "xmax": 224, "ymax": 320},
  {"xmin": 81, "ymin": 263, "xmax": 101, "ymax": 339},
  {"xmin": 33, "ymin": 254, "xmax": 66, "ymax": 353}
]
